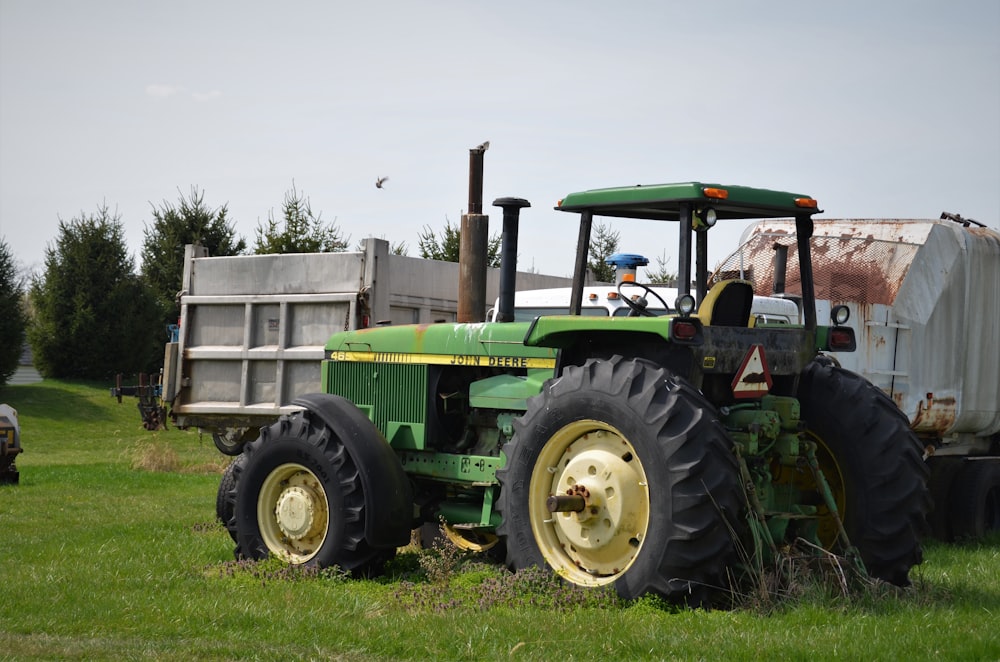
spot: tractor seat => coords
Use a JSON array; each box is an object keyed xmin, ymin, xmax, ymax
[{"xmin": 696, "ymin": 280, "xmax": 755, "ymax": 327}]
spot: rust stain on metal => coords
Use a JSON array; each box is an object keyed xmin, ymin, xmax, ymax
[
  {"xmin": 733, "ymin": 220, "xmax": 923, "ymax": 306},
  {"xmin": 911, "ymin": 393, "xmax": 957, "ymax": 434},
  {"xmin": 969, "ymin": 226, "xmax": 1000, "ymax": 242}
]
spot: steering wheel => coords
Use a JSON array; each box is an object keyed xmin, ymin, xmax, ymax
[{"xmin": 618, "ymin": 281, "xmax": 671, "ymax": 317}]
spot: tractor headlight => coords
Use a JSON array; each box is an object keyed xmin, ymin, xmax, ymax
[
  {"xmin": 694, "ymin": 207, "xmax": 717, "ymax": 230},
  {"xmin": 675, "ymin": 294, "xmax": 696, "ymax": 317},
  {"xmin": 831, "ymin": 304, "xmax": 850, "ymax": 325}
]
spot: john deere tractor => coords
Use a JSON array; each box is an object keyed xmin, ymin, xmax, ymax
[{"xmin": 221, "ymin": 182, "xmax": 929, "ymax": 604}]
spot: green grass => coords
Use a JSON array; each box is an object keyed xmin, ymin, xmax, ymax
[{"xmin": 1, "ymin": 379, "xmax": 999, "ymax": 660}]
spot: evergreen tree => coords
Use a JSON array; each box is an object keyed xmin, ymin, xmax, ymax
[
  {"xmin": 0, "ymin": 238, "xmax": 27, "ymax": 385},
  {"xmin": 141, "ymin": 187, "xmax": 246, "ymax": 317},
  {"xmin": 587, "ymin": 221, "xmax": 621, "ymax": 283},
  {"xmin": 253, "ymin": 184, "xmax": 348, "ymax": 254},
  {"xmin": 28, "ymin": 205, "xmax": 162, "ymax": 380},
  {"xmin": 354, "ymin": 237, "xmax": 409, "ymax": 256},
  {"xmin": 644, "ymin": 249, "xmax": 678, "ymax": 286},
  {"xmin": 417, "ymin": 218, "xmax": 501, "ymax": 267}
]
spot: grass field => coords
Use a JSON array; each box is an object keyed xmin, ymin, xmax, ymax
[{"xmin": 1, "ymin": 379, "xmax": 998, "ymax": 661}]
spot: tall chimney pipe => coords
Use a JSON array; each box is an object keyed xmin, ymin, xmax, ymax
[
  {"xmin": 468, "ymin": 148, "xmax": 485, "ymax": 214},
  {"xmin": 458, "ymin": 143, "xmax": 490, "ymax": 322},
  {"xmin": 772, "ymin": 243, "xmax": 788, "ymax": 294},
  {"xmin": 493, "ymin": 197, "xmax": 530, "ymax": 322}
]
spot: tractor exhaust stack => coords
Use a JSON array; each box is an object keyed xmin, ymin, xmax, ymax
[
  {"xmin": 493, "ymin": 197, "xmax": 531, "ymax": 322},
  {"xmin": 458, "ymin": 144, "xmax": 490, "ymax": 323}
]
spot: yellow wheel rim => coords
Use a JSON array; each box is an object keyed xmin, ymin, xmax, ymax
[
  {"xmin": 528, "ymin": 419, "xmax": 650, "ymax": 586},
  {"xmin": 778, "ymin": 432, "xmax": 848, "ymax": 547},
  {"xmin": 807, "ymin": 432, "xmax": 848, "ymax": 546},
  {"xmin": 257, "ymin": 463, "xmax": 330, "ymax": 564}
]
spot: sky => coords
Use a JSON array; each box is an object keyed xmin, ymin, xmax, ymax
[{"xmin": 2, "ymin": 0, "xmax": 998, "ymax": 280}]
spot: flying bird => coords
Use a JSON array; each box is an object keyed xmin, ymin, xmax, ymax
[{"xmin": 375, "ymin": 176, "xmax": 388, "ymax": 189}]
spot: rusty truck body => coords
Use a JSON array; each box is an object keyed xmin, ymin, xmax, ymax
[{"xmin": 720, "ymin": 216, "xmax": 1000, "ymax": 540}]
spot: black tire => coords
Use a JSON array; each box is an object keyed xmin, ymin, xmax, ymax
[
  {"xmin": 797, "ymin": 359, "xmax": 930, "ymax": 586},
  {"xmin": 216, "ymin": 454, "xmax": 247, "ymax": 540},
  {"xmin": 926, "ymin": 457, "xmax": 963, "ymax": 541},
  {"xmin": 949, "ymin": 461, "xmax": 1000, "ymax": 540},
  {"xmin": 213, "ymin": 433, "xmax": 242, "ymax": 456},
  {"xmin": 229, "ymin": 410, "xmax": 392, "ymax": 575},
  {"xmin": 213, "ymin": 429, "xmax": 255, "ymax": 456},
  {"xmin": 496, "ymin": 356, "xmax": 744, "ymax": 605}
]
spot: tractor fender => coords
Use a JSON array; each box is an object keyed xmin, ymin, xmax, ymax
[{"xmin": 292, "ymin": 393, "xmax": 413, "ymax": 548}]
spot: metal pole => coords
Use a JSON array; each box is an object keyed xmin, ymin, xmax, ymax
[
  {"xmin": 570, "ymin": 211, "xmax": 593, "ymax": 315},
  {"xmin": 795, "ymin": 214, "xmax": 817, "ymax": 330},
  {"xmin": 458, "ymin": 143, "xmax": 490, "ymax": 322},
  {"xmin": 468, "ymin": 146, "xmax": 485, "ymax": 215},
  {"xmin": 696, "ymin": 227, "xmax": 707, "ymax": 304},
  {"xmin": 458, "ymin": 214, "xmax": 488, "ymax": 323},
  {"xmin": 678, "ymin": 204, "xmax": 693, "ymax": 298},
  {"xmin": 772, "ymin": 243, "xmax": 788, "ymax": 294}
]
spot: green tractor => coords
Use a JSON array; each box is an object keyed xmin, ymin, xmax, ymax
[{"xmin": 220, "ymin": 182, "xmax": 929, "ymax": 604}]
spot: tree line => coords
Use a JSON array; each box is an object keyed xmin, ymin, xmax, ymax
[{"xmin": 0, "ymin": 185, "xmax": 674, "ymax": 385}]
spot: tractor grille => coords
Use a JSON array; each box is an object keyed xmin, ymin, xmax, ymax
[{"xmin": 325, "ymin": 361, "xmax": 428, "ymax": 434}]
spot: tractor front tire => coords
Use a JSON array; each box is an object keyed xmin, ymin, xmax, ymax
[
  {"xmin": 797, "ymin": 359, "xmax": 929, "ymax": 586},
  {"xmin": 228, "ymin": 410, "xmax": 392, "ymax": 576},
  {"xmin": 497, "ymin": 356, "xmax": 744, "ymax": 605}
]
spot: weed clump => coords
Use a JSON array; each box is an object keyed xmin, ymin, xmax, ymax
[
  {"xmin": 191, "ymin": 520, "xmax": 225, "ymax": 534},
  {"xmin": 474, "ymin": 566, "xmax": 622, "ymax": 611},
  {"xmin": 389, "ymin": 534, "xmax": 621, "ymax": 613},
  {"xmin": 129, "ymin": 438, "xmax": 228, "ymax": 474},
  {"xmin": 725, "ymin": 540, "xmax": 912, "ymax": 613},
  {"xmin": 212, "ymin": 556, "xmax": 349, "ymax": 586},
  {"xmin": 130, "ymin": 440, "xmax": 180, "ymax": 472}
]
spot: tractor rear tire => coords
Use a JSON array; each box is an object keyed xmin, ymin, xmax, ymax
[
  {"xmin": 496, "ymin": 356, "xmax": 744, "ymax": 605},
  {"xmin": 949, "ymin": 461, "xmax": 1000, "ymax": 540},
  {"xmin": 228, "ymin": 410, "xmax": 392, "ymax": 576},
  {"xmin": 797, "ymin": 359, "xmax": 929, "ymax": 586}
]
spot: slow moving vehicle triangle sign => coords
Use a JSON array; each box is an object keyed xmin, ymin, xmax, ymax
[{"xmin": 731, "ymin": 344, "xmax": 773, "ymax": 399}]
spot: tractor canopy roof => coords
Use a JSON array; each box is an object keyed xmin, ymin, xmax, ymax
[{"xmin": 556, "ymin": 182, "xmax": 821, "ymax": 221}]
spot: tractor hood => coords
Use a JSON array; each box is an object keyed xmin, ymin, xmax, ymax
[
  {"xmin": 325, "ymin": 322, "xmax": 557, "ymax": 368},
  {"xmin": 523, "ymin": 315, "xmax": 669, "ymax": 349}
]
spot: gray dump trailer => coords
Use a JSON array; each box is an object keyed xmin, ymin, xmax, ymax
[{"xmin": 147, "ymin": 239, "xmax": 573, "ymax": 454}]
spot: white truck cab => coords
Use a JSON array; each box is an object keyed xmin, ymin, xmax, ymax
[
  {"xmin": 490, "ymin": 251, "xmax": 798, "ymax": 323},
  {"xmin": 489, "ymin": 285, "xmax": 798, "ymax": 324}
]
